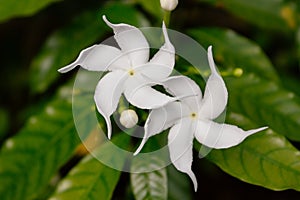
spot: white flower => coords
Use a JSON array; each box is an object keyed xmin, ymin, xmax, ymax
[
  {"xmin": 58, "ymin": 16, "xmax": 176, "ymax": 139},
  {"xmin": 120, "ymin": 109, "xmax": 138, "ymax": 128},
  {"xmin": 134, "ymin": 46, "xmax": 267, "ymax": 191},
  {"xmin": 160, "ymin": 0, "xmax": 178, "ymax": 11}
]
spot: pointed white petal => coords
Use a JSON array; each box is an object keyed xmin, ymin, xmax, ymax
[
  {"xmin": 198, "ymin": 46, "xmax": 228, "ymax": 119},
  {"xmin": 135, "ymin": 62, "xmax": 173, "ymax": 81},
  {"xmin": 147, "ymin": 22, "xmax": 175, "ymax": 76},
  {"xmin": 168, "ymin": 119, "xmax": 198, "ymax": 191},
  {"xmin": 58, "ymin": 44, "xmax": 129, "ymax": 73},
  {"xmin": 124, "ymin": 74, "xmax": 174, "ymax": 109},
  {"xmin": 103, "ymin": 15, "xmax": 149, "ymax": 66},
  {"xmin": 134, "ymin": 101, "xmax": 188, "ymax": 155},
  {"xmin": 163, "ymin": 76, "xmax": 202, "ymax": 111},
  {"xmin": 195, "ymin": 119, "xmax": 268, "ymax": 149},
  {"xmin": 94, "ymin": 70, "xmax": 127, "ymax": 139},
  {"xmin": 125, "ymin": 84, "xmax": 174, "ymax": 109}
]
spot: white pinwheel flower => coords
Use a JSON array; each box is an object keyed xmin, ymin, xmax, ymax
[
  {"xmin": 134, "ymin": 46, "xmax": 267, "ymax": 191},
  {"xmin": 58, "ymin": 16, "xmax": 176, "ymax": 139}
]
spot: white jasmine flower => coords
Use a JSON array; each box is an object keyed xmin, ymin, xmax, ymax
[
  {"xmin": 120, "ymin": 109, "xmax": 138, "ymax": 128},
  {"xmin": 134, "ymin": 46, "xmax": 267, "ymax": 191},
  {"xmin": 58, "ymin": 16, "xmax": 175, "ymax": 139},
  {"xmin": 160, "ymin": 0, "xmax": 178, "ymax": 11}
]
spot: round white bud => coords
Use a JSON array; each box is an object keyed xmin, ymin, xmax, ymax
[
  {"xmin": 160, "ymin": 0, "xmax": 178, "ymax": 11},
  {"xmin": 119, "ymin": 109, "xmax": 138, "ymax": 128}
]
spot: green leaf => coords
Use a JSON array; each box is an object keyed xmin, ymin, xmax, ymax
[
  {"xmin": 29, "ymin": 3, "xmax": 148, "ymax": 94},
  {"xmin": 205, "ymin": 112, "xmax": 300, "ymax": 191},
  {"xmin": 49, "ymin": 134, "xmax": 129, "ymax": 200},
  {"xmin": 199, "ymin": 0, "xmax": 297, "ymax": 31},
  {"xmin": 0, "ymin": 83, "xmax": 82, "ymax": 200},
  {"xmin": 131, "ymin": 154, "xmax": 168, "ymax": 200},
  {"xmin": 188, "ymin": 28, "xmax": 280, "ymax": 82},
  {"xmin": 0, "ymin": 0, "xmax": 59, "ymax": 23},
  {"xmin": 225, "ymin": 74, "xmax": 300, "ymax": 141}
]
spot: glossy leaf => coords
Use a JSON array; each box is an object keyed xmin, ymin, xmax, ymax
[
  {"xmin": 0, "ymin": 0, "xmax": 59, "ymax": 23},
  {"xmin": 29, "ymin": 3, "xmax": 148, "ymax": 94},
  {"xmin": 49, "ymin": 134, "xmax": 130, "ymax": 200},
  {"xmin": 188, "ymin": 28, "xmax": 280, "ymax": 82},
  {"xmin": 198, "ymin": 0, "xmax": 297, "ymax": 31},
  {"xmin": 131, "ymin": 154, "xmax": 168, "ymax": 200},
  {"xmin": 204, "ymin": 112, "xmax": 300, "ymax": 191},
  {"xmin": 0, "ymin": 83, "xmax": 82, "ymax": 200},
  {"xmin": 225, "ymin": 74, "xmax": 300, "ymax": 142}
]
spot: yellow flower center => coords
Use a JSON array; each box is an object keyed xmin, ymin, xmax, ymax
[
  {"xmin": 190, "ymin": 112, "xmax": 197, "ymax": 119},
  {"xmin": 128, "ymin": 69, "xmax": 135, "ymax": 76}
]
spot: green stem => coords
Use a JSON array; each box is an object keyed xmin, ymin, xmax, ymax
[{"xmin": 163, "ymin": 10, "xmax": 171, "ymax": 27}]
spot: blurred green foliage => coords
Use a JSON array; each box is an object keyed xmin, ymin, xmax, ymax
[{"xmin": 0, "ymin": 0, "xmax": 300, "ymax": 200}]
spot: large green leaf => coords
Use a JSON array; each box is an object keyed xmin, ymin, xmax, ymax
[
  {"xmin": 29, "ymin": 3, "xmax": 148, "ymax": 94},
  {"xmin": 0, "ymin": 83, "xmax": 82, "ymax": 200},
  {"xmin": 48, "ymin": 134, "xmax": 129, "ymax": 200},
  {"xmin": 204, "ymin": 112, "xmax": 300, "ymax": 191},
  {"xmin": 198, "ymin": 0, "xmax": 297, "ymax": 31},
  {"xmin": 226, "ymin": 74, "xmax": 300, "ymax": 141},
  {"xmin": 0, "ymin": 0, "xmax": 59, "ymax": 23},
  {"xmin": 188, "ymin": 28, "xmax": 280, "ymax": 82},
  {"xmin": 131, "ymin": 154, "xmax": 168, "ymax": 200}
]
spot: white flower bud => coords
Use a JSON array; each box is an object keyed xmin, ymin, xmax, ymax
[
  {"xmin": 160, "ymin": 0, "xmax": 178, "ymax": 11},
  {"xmin": 120, "ymin": 109, "xmax": 138, "ymax": 128}
]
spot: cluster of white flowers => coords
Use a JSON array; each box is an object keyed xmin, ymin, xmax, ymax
[{"xmin": 58, "ymin": 16, "xmax": 267, "ymax": 191}]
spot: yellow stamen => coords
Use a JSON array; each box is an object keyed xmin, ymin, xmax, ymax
[
  {"xmin": 128, "ymin": 69, "xmax": 135, "ymax": 76},
  {"xmin": 190, "ymin": 112, "xmax": 197, "ymax": 119}
]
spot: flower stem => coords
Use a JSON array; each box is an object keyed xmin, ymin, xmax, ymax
[{"xmin": 163, "ymin": 10, "xmax": 171, "ymax": 27}]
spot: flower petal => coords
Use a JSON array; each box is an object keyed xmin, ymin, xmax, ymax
[
  {"xmin": 135, "ymin": 62, "xmax": 173, "ymax": 81},
  {"xmin": 94, "ymin": 70, "xmax": 127, "ymax": 139},
  {"xmin": 195, "ymin": 119, "xmax": 268, "ymax": 149},
  {"xmin": 198, "ymin": 46, "xmax": 228, "ymax": 119},
  {"xmin": 103, "ymin": 16, "xmax": 149, "ymax": 66},
  {"xmin": 58, "ymin": 44, "xmax": 129, "ymax": 73},
  {"xmin": 168, "ymin": 119, "xmax": 198, "ymax": 191},
  {"xmin": 147, "ymin": 22, "xmax": 175, "ymax": 77},
  {"xmin": 163, "ymin": 76, "xmax": 202, "ymax": 111},
  {"xmin": 134, "ymin": 101, "xmax": 188, "ymax": 155},
  {"xmin": 124, "ymin": 75, "xmax": 174, "ymax": 109}
]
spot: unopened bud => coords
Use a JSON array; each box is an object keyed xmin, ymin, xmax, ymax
[
  {"xmin": 120, "ymin": 109, "xmax": 138, "ymax": 128},
  {"xmin": 160, "ymin": 0, "xmax": 178, "ymax": 11}
]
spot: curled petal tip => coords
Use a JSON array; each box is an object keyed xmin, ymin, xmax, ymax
[
  {"xmin": 250, "ymin": 126, "xmax": 268, "ymax": 134},
  {"xmin": 133, "ymin": 138, "xmax": 147, "ymax": 156},
  {"xmin": 102, "ymin": 15, "xmax": 113, "ymax": 27},
  {"xmin": 162, "ymin": 21, "xmax": 166, "ymax": 29}
]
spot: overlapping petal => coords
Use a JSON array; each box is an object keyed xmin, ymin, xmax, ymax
[
  {"xmin": 124, "ymin": 74, "xmax": 174, "ymax": 109},
  {"xmin": 134, "ymin": 101, "xmax": 188, "ymax": 155},
  {"xmin": 163, "ymin": 76, "xmax": 202, "ymax": 110},
  {"xmin": 103, "ymin": 16, "xmax": 149, "ymax": 66},
  {"xmin": 198, "ymin": 46, "xmax": 228, "ymax": 119},
  {"xmin": 195, "ymin": 119, "xmax": 268, "ymax": 149},
  {"xmin": 94, "ymin": 70, "xmax": 127, "ymax": 139},
  {"xmin": 58, "ymin": 44, "xmax": 129, "ymax": 73},
  {"xmin": 168, "ymin": 118, "xmax": 198, "ymax": 191},
  {"xmin": 148, "ymin": 22, "xmax": 175, "ymax": 77}
]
